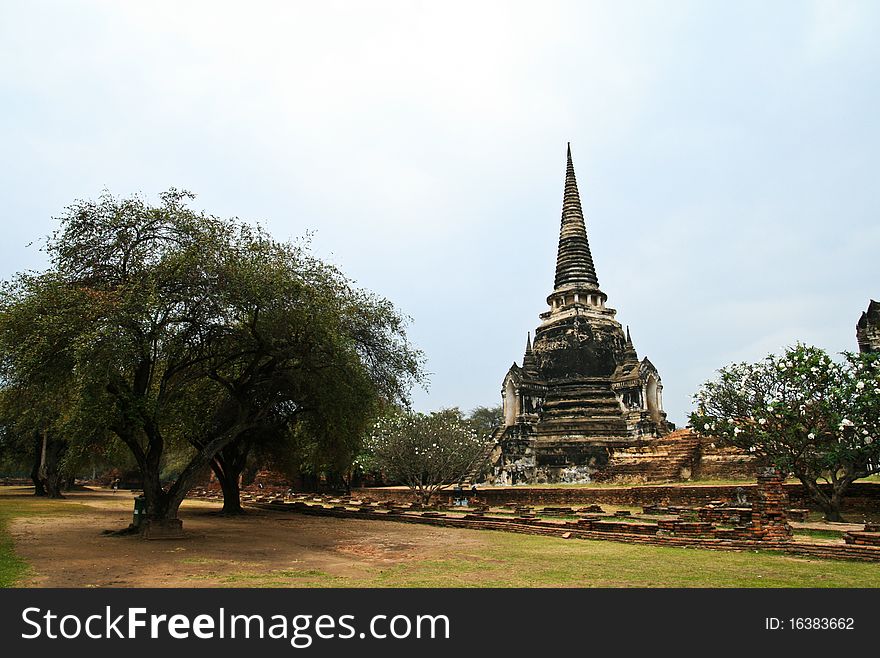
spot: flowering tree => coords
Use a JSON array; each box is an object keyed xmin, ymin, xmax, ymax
[
  {"xmin": 365, "ymin": 409, "xmax": 487, "ymax": 504},
  {"xmin": 690, "ymin": 344, "xmax": 880, "ymax": 521}
]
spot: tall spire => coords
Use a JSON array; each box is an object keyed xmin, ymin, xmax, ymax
[
  {"xmin": 554, "ymin": 143, "xmax": 599, "ymax": 291},
  {"xmin": 624, "ymin": 325, "xmax": 638, "ymax": 362},
  {"xmin": 523, "ymin": 332, "xmax": 537, "ymax": 373}
]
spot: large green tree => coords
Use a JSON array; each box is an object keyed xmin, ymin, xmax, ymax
[
  {"xmin": 0, "ymin": 189, "xmax": 423, "ymax": 532},
  {"xmin": 691, "ymin": 344, "xmax": 880, "ymax": 521}
]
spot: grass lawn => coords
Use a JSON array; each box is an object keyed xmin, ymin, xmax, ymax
[
  {"xmin": 0, "ymin": 506, "xmax": 26, "ymax": 587},
  {"xmin": 0, "ymin": 489, "xmax": 89, "ymax": 587},
  {"xmin": 364, "ymin": 536, "xmax": 880, "ymax": 588},
  {"xmin": 792, "ymin": 528, "xmax": 847, "ymax": 541},
  {"xmin": 192, "ymin": 530, "xmax": 880, "ymax": 588},
  {"xmin": 3, "ymin": 486, "xmax": 879, "ymax": 588}
]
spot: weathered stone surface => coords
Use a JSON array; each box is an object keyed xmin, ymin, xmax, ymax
[
  {"xmin": 844, "ymin": 532, "xmax": 880, "ymax": 546},
  {"xmin": 489, "ymin": 146, "xmax": 673, "ymax": 485},
  {"xmin": 140, "ymin": 518, "xmax": 184, "ymax": 540},
  {"xmin": 357, "ymin": 481, "xmax": 880, "ymax": 514},
  {"xmin": 752, "ymin": 469, "xmax": 792, "ymax": 542},
  {"xmin": 857, "ymin": 299, "xmax": 880, "ymax": 353},
  {"xmin": 481, "ymin": 146, "xmax": 762, "ymax": 485}
]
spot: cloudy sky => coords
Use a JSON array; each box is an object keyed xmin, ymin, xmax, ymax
[{"xmin": 1, "ymin": 1, "xmax": 878, "ymax": 425}]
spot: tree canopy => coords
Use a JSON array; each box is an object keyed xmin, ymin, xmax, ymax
[
  {"xmin": 467, "ymin": 405, "xmax": 503, "ymax": 438},
  {"xmin": 365, "ymin": 408, "xmax": 487, "ymax": 504},
  {"xmin": 690, "ymin": 344, "xmax": 880, "ymax": 521},
  {"xmin": 0, "ymin": 189, "xmax": 424, "ymax": 531}
]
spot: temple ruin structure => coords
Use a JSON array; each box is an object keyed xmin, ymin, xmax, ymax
[
  {"xmin": 857, "ymin": 300, "xmax": 880, "ymax": 354},
  {"xmin": 491, "ymin": 145, "xmax": 675, "ymax": 484}
]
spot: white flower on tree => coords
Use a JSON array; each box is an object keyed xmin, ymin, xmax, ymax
[
  {"xmin": 366, "ymin": 408, "xmax": 488, "ymax": 505},
  {"xmin": 690, "ymin": 343, "xmax": 880, "ymax": 522}
]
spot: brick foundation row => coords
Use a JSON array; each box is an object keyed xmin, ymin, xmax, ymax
[
  {"xmin": 355, "ymin": 482, "xmax": 880, "ymax": 513},
  {"xmin": 250, "ymin": 500, "xmax": 880, "ymax": 563}
]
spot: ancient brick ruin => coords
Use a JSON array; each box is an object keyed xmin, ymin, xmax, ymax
[
  {"xmin": 857, "ymin": 299, "xmax": 880, "ymax": 354},
  {"xmin": 751, "ymin": 468, "xmax": 793, "ymax": 541},
  {"xmin": 192, "ymin": 489, "xmax": 880, "ymax": 562},
  {"xmin": 489, "ymin": 145, "xmax": 674, "ymax": 484}
]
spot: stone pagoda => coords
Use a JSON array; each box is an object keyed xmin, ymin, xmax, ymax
[
  {"xmin": 493, "ymin": 144, "xmax": 672, "ymax": 484},
  {"xmin": 857, "ymin": 300, "xmax": 880, "ymax": 354}
]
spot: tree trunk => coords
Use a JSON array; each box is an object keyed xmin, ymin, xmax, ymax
[
  {"xmin": 43, "ymin": 476, "xmax": 64, "ymax": 499},
  {"xmin": 137, "ymin": 433, "xmax": 252, "ymax": 535},
  {"xmin": 796, "ymin": 474, "xmax": 847, "ymax": 522},
  {"xmin": 823, "ymin": 507, "xmax": 844, "ymax": 523},
  {"xmin": 30, "ymin": 435, "xmax": 46, "ymax": 497},
  {"xmin": 210, "ymin": 439, "xmax": 252, "ymax": 515},
  {"xmin": 134, "ymin": 466, "xmax": 186, "ymax": 538},
  {"xmin": 140, "ymin": 468, "xmax": 176, "ymax": 522},
  {"xmin": 37, "ymin": 433, "xmax": 68, "ymax": 499},
  {"xmin": 827, "ymin": 478, "xmax": 854, "ymax": 523},
  {"xmin": 211, "ymin": 456, "xmax": 245, "ymax": 515},
  {"xmin": 107, "ymin": 400, "xmax": 257, "ymax": 537},
  {"xmin": 812, "ymin": 485, "xmax": 844, "ymax": 522}
]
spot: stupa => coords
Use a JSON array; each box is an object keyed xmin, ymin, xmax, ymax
[{"xmin": 494, "ymin": 144, "xmax": 672, "ymax": 484}]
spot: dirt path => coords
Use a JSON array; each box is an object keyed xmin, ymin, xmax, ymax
[{"xmin": 8, "ymin": 489, "xmax": 488, "ymax": 587}]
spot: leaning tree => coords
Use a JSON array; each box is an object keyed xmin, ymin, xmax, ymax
[
  {"xmin": 691, "ymin": 344, "xmax": 880, "ymax": 521},
  {"xmin": 0, "ymin": 189, "xmax": 423, "ymax": 532}
]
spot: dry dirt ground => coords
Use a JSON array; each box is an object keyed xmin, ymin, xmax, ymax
[{"xmin": 8, "ymin": 489, "xmax": 488, "ymax": 588}]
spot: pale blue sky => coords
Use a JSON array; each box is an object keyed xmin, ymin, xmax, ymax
[{"xmin": 1, "ymin": 1, "xmax": 878, "ymax": 425}]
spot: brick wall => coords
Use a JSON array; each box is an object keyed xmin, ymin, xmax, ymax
[{"xmin": 356, "ymin": 482, "xmax": 880, "ymax": 513}]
